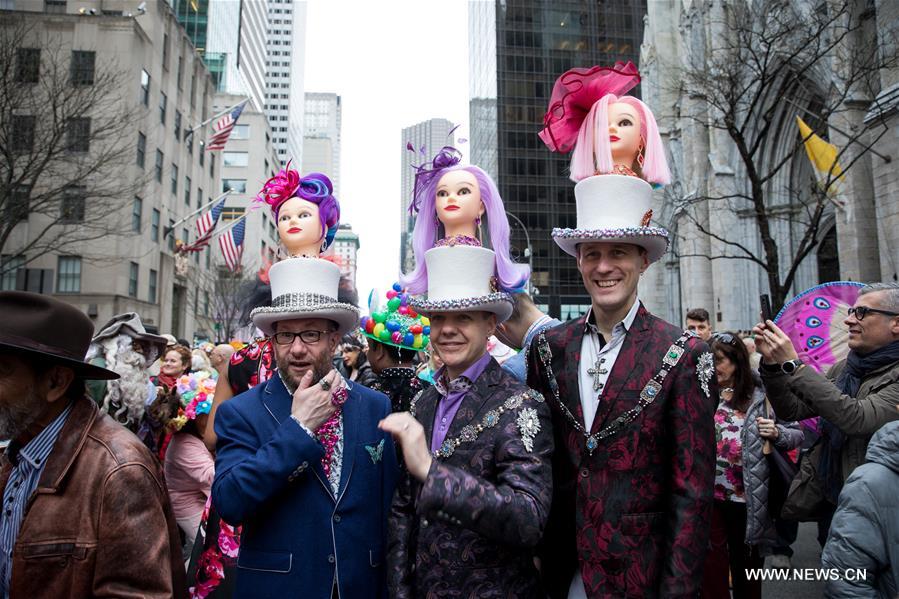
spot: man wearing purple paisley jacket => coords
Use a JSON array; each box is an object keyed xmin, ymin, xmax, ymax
[
  {"xmin": 527, "ymin": 242, "xmax": 717, "ymax": 598},
  {"xmin": 382, "ymin": 310, "xmax": 553, "ymax": 598}
]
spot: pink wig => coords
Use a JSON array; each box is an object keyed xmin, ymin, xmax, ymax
[{"xmin": 569, "ymin": 94, "xmax": 670, "ymax": 186}]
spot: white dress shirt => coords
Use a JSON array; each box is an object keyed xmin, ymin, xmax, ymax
[
  {"xmin": 570, "ymin": 297, "xmax": 640, "ymax": 599},
  {"xmin": 577, "ymin": 298, "xmax": 641, "ymax": 431}
]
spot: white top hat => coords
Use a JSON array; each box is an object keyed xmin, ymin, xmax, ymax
[
  {"xmin": 251, "ymin": 257, "xmax": 359, "ymax": 335},
  {"xmin": 552, "ymin": 174, "xmax": 669, "ymax": 262},
  {"xmin": 409, "ymin": 246, "xmax": 513, "ymax": 323}
]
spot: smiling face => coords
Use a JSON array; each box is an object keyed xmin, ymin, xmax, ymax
[
  {"xmin": 161, "ymin": 349, "xmax": 188, "ymax": 377},
  {"xmin": 844, "ymin": 290, "xmax": 899, "ymax": 354},
  {"xmin": 435, "ymin": 170, "xmax": 485, "ymax": 239},
  {"xmin": 277, "ymin": 196, "xmax": 322, "ymax": 257},
  {"xmin": 429, "ymin": 311, "xmax": 496, "ymax": 379},
  {"xmin": 577, "ymin": 242, "xmax": 648, "ymax": 320},
  {"xmin": 607, "ymin": 101, "xmax": 643, "ymax": 168}
]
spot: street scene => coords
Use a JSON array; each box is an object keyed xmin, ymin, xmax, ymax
[{"xmin": 0, "ymin": 0, "xmax": 897, "ymax": 597}]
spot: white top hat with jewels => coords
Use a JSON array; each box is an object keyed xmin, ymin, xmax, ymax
[
  {"xmin": 552, "ymin": 174, "xmax": 669, "ymax": 262},
  {"xmin": 251, "ymin": 257, "xmax": 359, "ymax": 336},
  {"xmin": 409, "ymin": 246, "xmax": 514, "ymax": 323}
]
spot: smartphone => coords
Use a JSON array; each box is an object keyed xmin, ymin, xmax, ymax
[{"xmin": 760, "ymin": 294, "xmax": 773, "ymax": 323}]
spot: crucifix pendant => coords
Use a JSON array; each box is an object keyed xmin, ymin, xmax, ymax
[{"xmin": 586, "ymin": 357, "xmax": 608, "ymax": 391}]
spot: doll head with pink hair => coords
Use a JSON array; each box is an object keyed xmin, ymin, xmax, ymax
[{"xmin": 539, "ymin": 63, "xmax": 670, "ymax": 186}]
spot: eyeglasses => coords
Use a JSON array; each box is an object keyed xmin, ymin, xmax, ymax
[
  {"xmin": 711, "ymin": 332, "xmax": 739, "ymax": 346},
  {"xmin": 272, "ymin": 330, "xmax": 332, "ymax": 346},
  {"xmin": 848, "ymin": 306, "xmax": 899, "ymax": 321}
]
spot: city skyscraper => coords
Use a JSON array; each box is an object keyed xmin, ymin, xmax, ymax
[
  {"xmin": 266, "ymin": 0, "xmax": 307, "ymax": 165},
  {"xmin": 399, "ymin": 118, "xmax": 456, "ymax": 273},
  {"xmin": 303, "ymin": 92, "xmax": 342, "ymax": 197},
  {"xmin": 169, "ymin": 0, "xmax": 210, "ymax": 54},
  {"xmin": 205, "ymin": 0, "xmax": 268, "ymax": 113},
  {"xmin": 469, "ymin": 1, "xmax": 647, "ymax": 319}
]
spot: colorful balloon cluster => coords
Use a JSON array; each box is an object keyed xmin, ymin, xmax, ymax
[
  {"xmin": 360, "ymin": 283, "xmax": 431, "ymax": 351},
  {"xmin": 169, "ymin": 370, "xmax": 218, "ymax": 431}
]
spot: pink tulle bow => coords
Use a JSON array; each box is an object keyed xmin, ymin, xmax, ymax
[
  {"xmin": 255, "ymin": 160, "xmax": 301, "ymax": 212},
  {"xmin": 539, "ymin": 62, "xmax": 641, "ymax": 153}
]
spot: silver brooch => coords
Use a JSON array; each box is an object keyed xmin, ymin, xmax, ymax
[
  {"xmin": 697, "ymin": 352, "xmax": 714, "ymax": 399},
  {"xmin": 516, "ymin": 407, "xmax": 541, "ymax": 452}
]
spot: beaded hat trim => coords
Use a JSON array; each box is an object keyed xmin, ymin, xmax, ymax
[{"xmin": 409, "ymin": 292, "xmax": 513, "ymax": 316}]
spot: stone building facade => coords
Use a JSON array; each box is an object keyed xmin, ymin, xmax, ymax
[
  {"xmin": 639, "ymin": 0, "xmax": 899, "ymax": 330},
  {"xmin": 1, "ymin": 0, "xmax": 220, "ymax": 339}
]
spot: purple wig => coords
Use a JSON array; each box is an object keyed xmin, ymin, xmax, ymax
[
  {"xmin": 255, "ymin": 163, "xmax": 341, "ymax": 250},
  {"xmin": 400, "ymin": 164, "xmax": 529, "ymax": 295}
]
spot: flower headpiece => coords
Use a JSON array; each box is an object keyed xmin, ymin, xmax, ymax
[
  {"xmin": 254, "ymin": 162, "xmax": 340, "ymax": 250},
  {"xmin": 167, "ymin": 370, "xmax": 218, "ymax": 431},
  {"xmin": 408, "ymin": 146, "xmax": 463, "ymax": 215},
  {"xmin": 360, "ymin": 283, "xmax": 431, "ymax": 352}
]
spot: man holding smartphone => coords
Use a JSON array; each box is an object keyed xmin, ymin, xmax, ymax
[{"xmin": 753, "ymin": 282, "xmax": 899, "ymax": 538}]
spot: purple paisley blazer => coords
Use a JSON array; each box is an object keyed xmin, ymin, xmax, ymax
[
  {"xmin": 526, "ymin": 305, "xmax": 717, "ymax": 598},
  {"xmin": 387, "ymin": 358, "xmax": 553, "ymax": 598}
]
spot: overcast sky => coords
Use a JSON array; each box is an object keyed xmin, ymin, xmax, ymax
[{"xmin": 304, "ymin": 0, "xmax": 472, "ymax": 312}]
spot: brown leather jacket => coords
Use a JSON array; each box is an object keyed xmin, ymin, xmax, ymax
[{"xmin": 1, "ymin": 396, "xmax": 187, "ymax": 598}]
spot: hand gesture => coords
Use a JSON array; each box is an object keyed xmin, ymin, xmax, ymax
[
  {"xmin": 291, "ymin": 369, "xmax": 343, "ymax": 432},
  {"xmin": 379, "ymin": 412, "xmax": 432, "ymax": 482},
  {"xmin": 756, "ymin": 417, "xmax": 780, "ymax": 440},
  {"xmin": 752, "ymin": 317, "xmax": 799, "ymax": 365}
]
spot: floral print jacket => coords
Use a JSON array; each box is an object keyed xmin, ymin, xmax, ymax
[
  {"xmin": 527, "ymin": 305, "xmax": 717, "ymax": 599},
  {"xmin": 387, "ymin": 358, "xmax": 553, "ymax": 598}
]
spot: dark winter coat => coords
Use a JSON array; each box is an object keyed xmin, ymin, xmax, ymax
[
  {"xmin": 821, "ymin": 420, "xmax": 899, "ymax": 598},
  {"xmin": 738, "ymin": 384, "xmax": 804, "ymax": 548}
]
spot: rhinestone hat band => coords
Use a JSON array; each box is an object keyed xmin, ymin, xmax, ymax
[
  {"xmin": 409, "ymin": 292, "xmax": 513, "ymax": 312},
  {"xmin": 271, "ymin": 292, "xmax": 338, "ymax": 308},
  {"xmin": 551, "ymin": 226, "xmax": 670, "ymax": 242}
]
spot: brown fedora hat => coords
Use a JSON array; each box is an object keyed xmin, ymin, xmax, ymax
[{"xmin": 0, "ymin": 291, "xmax": 119, "ymax": 380}]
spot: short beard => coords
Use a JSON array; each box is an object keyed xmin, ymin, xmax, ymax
[
  {"xmin": 276, "ymin": 350, "xmax": 332, "ymax": 394},
  {"xmin": 0, "ymin": 387, "xmax": 41, "ymax": 442}
]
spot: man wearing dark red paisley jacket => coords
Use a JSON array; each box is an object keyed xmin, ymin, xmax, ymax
[
  {"xmin": 526, "ymin": 175, "xmax": 717, "ymax": 598},
  {"xmin": 382, "ymin": 244, "xmax": 553, "ymax": 598}
]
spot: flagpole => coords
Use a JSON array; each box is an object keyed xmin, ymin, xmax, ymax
[
  {"xmin": 163, "ymin": 190, "xmax": 232, "ymax": 239},
  {"xmin": 784, "ymin": 97, "xmax": 892, "ymax": 163},
  {"xmin": 206, "ymin": 211, "xmax": 249, "ymax": 241},
  {"xmin": 186, "ymin": 98, "xmax": 250, "ymax": 136}
]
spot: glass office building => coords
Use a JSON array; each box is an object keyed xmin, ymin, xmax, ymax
[{"xmin": 470, "ymin": 1, "xmax": 646, "ymax": 319}]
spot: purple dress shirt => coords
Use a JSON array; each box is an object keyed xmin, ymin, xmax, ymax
[{"xmin": 430, "ymin": 352, "xmax": 493, "ymax": 453}]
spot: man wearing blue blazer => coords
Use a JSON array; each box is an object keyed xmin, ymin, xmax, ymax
[{"xmin": 212, "ymin": 258, "xmax": 398, "ymax": 599}]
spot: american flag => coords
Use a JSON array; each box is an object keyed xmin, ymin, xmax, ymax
[
  {"xmin": 219, "ymin": 217, "xmax": 246, "ymax": 271},
  {"xmin": 205, "ymin": 102, "xmax": 246, "ymax": 151},
  {"xmin": 181, "ymin": 198, "xmax": 225, "ymax": 252}
]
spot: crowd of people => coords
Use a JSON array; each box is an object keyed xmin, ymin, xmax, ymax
[{"xmin": 2, "ymin": 60, "xmax": 898, "ymax": 599}]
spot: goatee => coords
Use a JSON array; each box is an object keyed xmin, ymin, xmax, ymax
[
  {"xmin": 276, "ymin": 352, "xmax": 332, "ymax": 394},
  {"xmin": 0, "ymin": 388, "xmax": 41, "ymax": 442}
]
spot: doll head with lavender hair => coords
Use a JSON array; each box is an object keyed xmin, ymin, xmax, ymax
[
  {"xmin": 255, "ymin": 163, "xmax": 340, "ymax": 258},
  {"xmin": 400, "ymin": 148, "xmax": 529, "ymax": 295},
  {"xmin": 569, "ymin": 94, "xmax": 669, "ymax": 185}
]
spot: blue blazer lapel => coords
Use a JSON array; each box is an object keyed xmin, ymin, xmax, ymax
[
  {"xmin": 335, "ymin": 381, "xmax": 362, "ymax": 503},
  {"xmin": 263, "ymin": 375, "xmax": 333, "ymax": 496}
]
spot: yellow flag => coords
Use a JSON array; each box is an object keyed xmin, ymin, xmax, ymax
[{"xmin": 796, "ymin": 116, "xmax": 844, "ymax": 187}]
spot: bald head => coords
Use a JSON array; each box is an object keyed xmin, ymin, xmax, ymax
[{"xmin": 210, "ymin": 344, "xmax": 235, "ymax": 373}]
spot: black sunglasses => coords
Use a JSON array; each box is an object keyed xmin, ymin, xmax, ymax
[
  {"xmin": 711, "ymin": 332, "xmax": 740, "ymax": 346},
  {"xmin": 848, "ymin": 306, "xmax": 899, "ymax": 321}
]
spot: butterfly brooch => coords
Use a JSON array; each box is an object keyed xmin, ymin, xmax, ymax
[{"xmin": 365, "ymin": 439, "xmax": 385, "ymax": 464}]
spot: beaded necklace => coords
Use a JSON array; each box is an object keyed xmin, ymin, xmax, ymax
[{"xmin": 534, "ymin": 330, "xmax": 692, "ymax": 454}]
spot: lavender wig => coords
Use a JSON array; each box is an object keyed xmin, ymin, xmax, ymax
[
  {"xmin": 255, "ymin": 165, "xmax": 341, "ymax": 250},
  {"xmin": 400, "ymin": 164, "xmax": 529, "ymax": 295},
  {"xmin": 569, "ymin": 94, "xmax": 670, "ymax": 186}
]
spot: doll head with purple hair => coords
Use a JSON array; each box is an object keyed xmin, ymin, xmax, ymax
[
  {"xmin": 569, "ymin": 94, "xmax": 670, "ymax": 185},
  {"xmin": 255, "ymin": 162, "xmax": 340, "ymax": 257},
  {"xmin": 400, "ymin": 151, "xmax": 529, "ymax": 295}
]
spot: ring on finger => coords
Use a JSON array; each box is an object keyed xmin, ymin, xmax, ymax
[{"xmin": 319, "ymin": 378, "xmax": 332, "ymax": 391}]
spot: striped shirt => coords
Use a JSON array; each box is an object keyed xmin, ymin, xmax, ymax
[{"xmin": 0, "ymin": 402, "xmax": 73, "ymax": 598}]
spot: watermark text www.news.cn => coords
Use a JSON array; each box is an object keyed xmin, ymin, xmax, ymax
[{"xmin": 745, "ymin": 568, "xmax": 867, "ymax": 582}]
